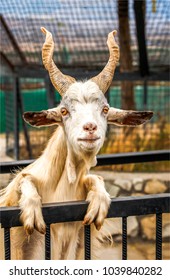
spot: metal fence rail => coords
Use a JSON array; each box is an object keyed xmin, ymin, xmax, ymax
[
  {"xmin": 0, "ymin": 150, "xmax": 169, "ymax": 173},
  {"xmin": 0, "ymin": 150, "xmax": 169, "ymax": 260},
  {"xmin": 0, "ymin": 194, "xmax": 170, "ymax": 260}
]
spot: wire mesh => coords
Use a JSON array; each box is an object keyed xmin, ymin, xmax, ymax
[
  {"xmin": 0, "ymin": 0, "xmax": 169, "ymax": 69},
  {"xmin": 18, "ymin": 78, "xmax": 53, "ymax": 159}
]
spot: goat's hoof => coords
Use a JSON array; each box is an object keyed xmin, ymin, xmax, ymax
[
  {"xmin": 24, "ymin": 221, "xmax": 46, "ymax": 235},
  {"xmin": 24, "ymin": 225, "xmax": 34, "ymax": 236},
  {"xmin": 35, "ymin": 222, "xmax": 46, "ymax": 235},
  {"xmin": 94, "ymin": 220, "xmax": 103, "ymax": 231},
  {"xmin": 84, "ymin": 190, "xmax": 111, "ymax": 230},
  {"xmin": 83, "ymin": 215, "xmax": 103, "ymax": 231},
  {"xmin": 82, "ymin": 216, "xmax": 91, "ymax": 226},
  {"xmin": 20, "ymin": 206, "xmax": 46, "ymax": 235}
]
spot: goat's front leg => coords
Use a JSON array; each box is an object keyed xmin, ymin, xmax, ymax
[
  {"xmin": 19, "ymin": 174, "xmax": 46, "ymax": 235},
  {"xmin": 83, "ymin": 174, "xmax": 111, "ymax": 230}
]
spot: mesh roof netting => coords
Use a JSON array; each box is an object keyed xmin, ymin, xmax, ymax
[{"xmin": 0, "ymin": 0, "xmax": 169, "ymax": 70}]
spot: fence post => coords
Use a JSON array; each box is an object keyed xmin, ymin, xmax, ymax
[
  {"xmin": 45, "ymin": 224, "xmax": 51, "ymax": 260},
  {"xmin": 122, "ymin": 216, "xmax": 127, "ymax": 260},
  {"xmin": 4, "ymin": 228, "xmax": 11, "ymax": 260},
  {"xmin": 84, "ymin": 225, "xmax": 91, "ymax": 260},
  {"xmin": 156, "ymin": 213, "xmax": 162, "ymax": 260}
]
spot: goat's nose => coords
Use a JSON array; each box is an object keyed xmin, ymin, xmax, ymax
[{"xmin": 83, "ymin": 122, "xmax": 97, "ymax": 132}]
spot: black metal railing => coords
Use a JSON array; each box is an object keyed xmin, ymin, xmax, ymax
[
  {"xmin": 0, "ymin": 150, "xmax": 170, "ymax": 260},
  {"xmin": 0, "ymin": 194, "xmax": 170, "ymax": 260},
  {"xmin": 0, "ymin": 150, "xmax": 169, "ymax": 173}
]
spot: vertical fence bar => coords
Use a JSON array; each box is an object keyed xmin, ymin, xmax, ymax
[
  {"xmin": 84, "ymin": 225, "xmax": 91, "ymax": 260},
  {"xmin": 4, "ymin": 228, "xmax": 11, "ymax": 260},
  {"xmin": 122, "ymin": 217, "xmax": 127, "ymax": 260},
  {"xmin": 13, "ymin": 76, "xmax": 20, "ymax": 160},
  {"xmin": 156, "ymin": 213, "xmax": 162, "ymax": 260},
  {"xmin": 45, "ymin": 224, "xmax": 51, "ymax": 260},
  {"xmin": 17, "ymin": 78, "xmax": 32, "ymax": 159}
]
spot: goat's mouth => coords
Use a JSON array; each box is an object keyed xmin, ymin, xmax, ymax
[
  {"xmin": 78, "ymin": 137, "xmax": 100, "ymax": 143},
  {"xmin": 77, "ymin": 136, "xmax": 101, "ymax": 152}
]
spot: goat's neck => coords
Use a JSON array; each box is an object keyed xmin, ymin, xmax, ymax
[
  {"xmin": 52, "ymin": 134, "xmax": 97, "ymax": 202},
  {"xmin": 54, "ymin": 152, "xmax": 94, "ymax": 202},
  {"xmin": 43, "ymin": 127, "xmax": 96, "ymax": 176},
  {"xmin": 65, "ymin": 141, "xmax": 97, "ymax": 184},
  {"xmin": 38, "ymin": 126, "xmax": 97, "ymax": 201},
  {"xmin": 37, "ymin": 126, "xmax": 67, "ymax": 189}
]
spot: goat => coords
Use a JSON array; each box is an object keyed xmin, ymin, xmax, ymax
[{"xmin": 0, "ymin": 28, "xmax": 153, "ymax": 260}]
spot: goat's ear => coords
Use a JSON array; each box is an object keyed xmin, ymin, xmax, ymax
[
  {"xmin": 23, "ymin": 108, "xmax": 62, "ymax": 127},
  {"xmin": 107, "ymin": 108, "xmax": 153, "ymax": 126}
]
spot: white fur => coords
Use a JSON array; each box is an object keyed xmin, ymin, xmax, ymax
[
  {"xmin": 0, "ymin": 80, "xmax": 152, "ymax": 260},
  {"xmin": 0, "ymin": 81, "xmax": 111, "ymax": 260}
]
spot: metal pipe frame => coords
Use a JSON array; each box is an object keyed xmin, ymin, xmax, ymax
[
  {"xmin": 0, "ymin": 194, "xmax": 169, "ymax": 228},
  {"xmin": 0, "ymin": 15, "xmax": 27, "ymax": 64},
  {"xmin": 0, "ymin": 150, "xmax": 169, "ymax": 174}
]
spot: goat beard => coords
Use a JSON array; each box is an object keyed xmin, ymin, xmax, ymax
[{"xmin": 66, "ymin": 139, "xmax": 100, "ymax": 169}]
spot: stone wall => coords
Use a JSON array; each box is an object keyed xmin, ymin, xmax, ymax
[{"xmin": 92, "ymin": 170, "xmax": 170, "ymax": 241}]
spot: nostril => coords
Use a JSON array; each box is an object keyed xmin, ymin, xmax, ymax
[
  {"xmin": 92, "ymin": 124, "xmax": 97, "ymax": 131},
  {"xmin": 83, "ymin": 122, "xmax": 97, "ymax": 132}
]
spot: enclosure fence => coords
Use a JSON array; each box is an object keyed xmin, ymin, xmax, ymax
[{"xmin": 0, "ymin": 150, "xmax": 170, "ymax": 260}]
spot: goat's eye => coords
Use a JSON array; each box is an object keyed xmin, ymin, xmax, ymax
[
  {"xmin": 61, "ymin": 107, "xmax": 68, "ymax": 116},
  {"xmin": 103, "ymin": 106, "xmax": 109, "ymax": 114}
]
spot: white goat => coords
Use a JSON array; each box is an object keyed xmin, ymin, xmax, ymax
[{"xmin": 0, "ymin": 28, "xmax": 153, "ymax": 260}]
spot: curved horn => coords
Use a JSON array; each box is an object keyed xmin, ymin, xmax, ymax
[
  {"xmin": 91, "ymin": 30, "xmax": 119, "ymax": 94},
  {"xmin": 41, "ymin": 27, "xmax": 76, "ymax": 96}
]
